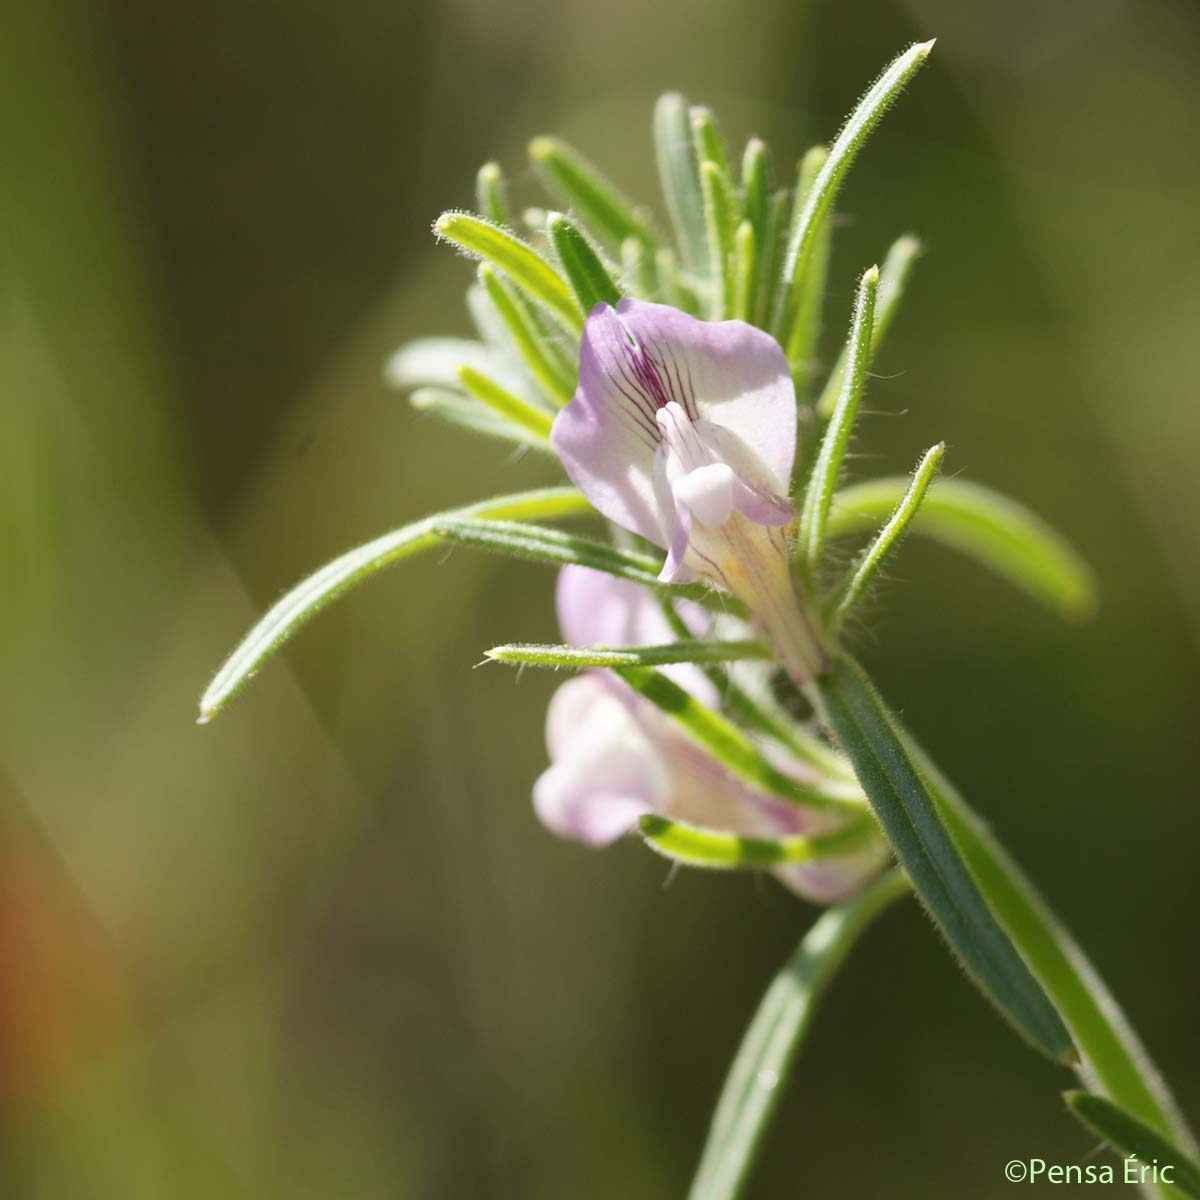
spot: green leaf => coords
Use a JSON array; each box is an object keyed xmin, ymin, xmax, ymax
[
  {"xmin": 754, "ymin": 190, "xmax": 788, "ymax": 329},
  {"xmin": 198, "ymin": 488, "xmax": 593, "ymax": 722},
  {"xmin": 905, "ymin": 732, "xmax": 1197, "ymax": 1166},
  {"xmin": 827, "ymin": 477, "xmax": 1098, "ymax": 620},
  {"xmin": 486, "ymin": 639, "xmax": 770, "ymax": 669},
  {"xmin": 617, "ymin": 666, "xmax": 866, "ymax": 815},
  {"xmin": 475, "ymin": 161, "xmax": 510, "ymax": 227},
  {"xmin": 740, "ymin": 138, "xmax": 770, "ymax": 255},
  {"xmin": 1065, "ymin": 1092, "xmax": 1200, "ymax": 1199},
  {"xmin": 797, "ymin": 266, "xmax": 879, "ymax": 574},
  {"xmin": 434, "ymin": 211, "xmax": 583, "ymax": 332},
  {"xmin": 700, "ymin": 161, "xmax": 737, "ymax": 318},
  {"xmin": 654, "ymin": 92, "xmax": 708, "ymax": 275},
  {"xmin": 529, "ymin": 135, "xmax": 656, "ymax": 251},
  {"xmin": 816, "ymin": 654, "xmax": 1075, "ymax": 1063},
  {"xmin": 690, "ymin": 106, "xmax": 735, "ymax": 186},
  {"xmin": 689, "ymin": 870, "xmax": 911, "ymax": 1200},
  {"xmin": 456, "ymin": 365, "xmax": 554, "ymax": 442},
  {"xmin": 833, "ymin": 441, "xmax": 944, "ymax": 620},
  {"xmin": 732, "ymin": 220, "xmax": 756, "ymax": 323},
  {"xmin": 639, "ymin": 811, "xmax": 876, "ymax": 870},
  {"xmin": 816, "ymin": 232, "xmax": 921, "ymax": 418},
  {"xmin": 409, "ymin": 387, "xmax": 553, "ymax": 451},
  {"xmin": 432, "ymin": 517, "xmax": 714, "ymax": 604},
  {"xmin": 477, "ymin": 264, "xmax": 575, "ymax": 406},
  {"xmin": 547, "ymin": 212, "xmax": 624, "ymax": 313},
  {"xmin": 773, "ymin": 40, "xmax": 933, "ymax": 331},
  {"xmin": 776, "ymin": 146, "xmax": 833, "ymax": 383}
]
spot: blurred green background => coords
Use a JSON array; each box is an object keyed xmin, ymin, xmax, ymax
[{"xmin": 3, "ymin": 0, "xmax": 1199, "ymax": 1195}]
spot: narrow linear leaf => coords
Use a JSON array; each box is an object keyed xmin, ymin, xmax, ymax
[
  {"xmin": 486, "ymin": 639, "xmax": 769, "ymax": 669},
  {"xmin": 773, "ymin": 40, "xmax": 933, "ymax": 329},
  {"xmin": 691, "ymin": 107, "xmax": 735, "ymax": 186},
  {"xmin": 198, "ymin": 488, "xmax": 593, "ymax": 722},
  {"xmin": 754, "ymin": 190, "xmax": 788, "ymax": 329},
  {"xmin": 434, "ymin": 211, "xmax": 583, "ymax": 332},
  {"xmin": 797, "ymin": 266, "xmax": 879, "ymax": 572},
  {"xmin": 776, "ymin": 146, "xmax": 833, "ymax": 380},
  {"xmin": 732, "ymin": 221, "xmax": 756, "ymax": 323},
  {"xmin": 529, "ymin": 135, "xmax": 656, "ymax": 251},
  {"xmin": 740, "ymin": 137, "xmax": 769, "ymax": 252},
  {"xmin": 1065, "ymin": 1092, "xmax": 1200, "ymax": 1199},
  {"xmin": 817, "ymin": 654, "xmax": 1075, "ymax": 1062},
  {"xmin": 457, "ymin": 365, "xmax": 554, "ymax": 441},
  {"xmin": 618, "ymin": 666, "xmax": 866, "ymax": 815},
  {"xmin": 834, "ymin": 441, "xmax": 944, "ymax": 620},
  {"xmin": 409, "ymin": 387, "xmax": 553, "ymax": 451},
  {"xmin": 828, "ymin": 477, "xmax": 1098, "ymax": 620},
  {"xmin": 654, "ymin": 92, "xmax": 708, "ymax": 275},
  {"xmin": 689, "ymin": 870, "xmax": 911, "ymax": 1200},
  {"xmin": 477, "ymin": 264, "xmax": 575, "ymax": 406},
  {"xmin": 475, "ymin": 162, "xmax": 510, "ymax": 227},
  {"xmin": 547, "ymin": 212, "xmax": 623, "ymax": 313},
  {"xmin": 816, "ymin": 232, "xmax": 922, "ymax": 418},
  {"xmin": 700, "ymin": 161, "xmax": 737, "ymax": 318},
  {"xmin": 905, "ymin": 732, "xmax": 1197, "ymax": 1164},
  {"xmin": 433, "ymin": 517, "xmax": 715, "ymax": 605},
  {"xmin": 639, "ymin": 811, "xmax": 876, "ymax": 870}
]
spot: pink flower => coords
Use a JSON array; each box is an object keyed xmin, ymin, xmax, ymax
[
  {"xmin": 551, "ymin": 299, "xmax": 825, "ymax": 683},
  {"xmin": 532, "ymin": 567, "xmax": 883, "ymax": 903}
]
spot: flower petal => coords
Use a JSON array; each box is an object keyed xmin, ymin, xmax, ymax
[
  {"xmin": 551, "ymin": 299, "xmax": 797, "ymax": 547},
  {"xmin": 536, "ymin": 674, "xmax": 666, "ymax": 846}
]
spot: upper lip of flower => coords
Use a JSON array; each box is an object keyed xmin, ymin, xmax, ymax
[{"xmin": 549, "ymin": 297, "xmax": 798, "ymax": 559}]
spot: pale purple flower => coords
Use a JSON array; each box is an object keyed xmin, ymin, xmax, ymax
[
  {"xmin": 551, "ymin": 299, "xmax": 825, "ymax": 683},
  {"xmin": 532, "ymin": 566, "xmax": 884, "ymax": 903}
]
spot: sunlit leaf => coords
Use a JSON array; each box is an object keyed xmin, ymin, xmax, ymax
[
  {"xmin": 456, "ymin": 365, "xmax": 554, "ymax": 441},
  {"xmin": 639, "ymin": 811, "xmax": 876, "ymax": 869},
  {"xmin": 816, "ymin": 232, "xmax": 921, "ymax": 417},
  {"xmin": 797, "ymin": 266, "xmax": 878, "ymax": 571},
  {"xmin": 435, "ymin": 211, "xmax": 584, "ymax": 332},
  {"xmin": 475, "ymin": 161, "xmax": 511, "ymax": 227},
  {"xmin": 654, "ymin": 92, "xmax": 708, "ymax": 275},
  {"xmin": 477, "ymin": 264, "xmax": 576, "ymax": 406},
  {"xmin": 776, "ymin": 145, "xmax": 832, "ymax": 380},
  {"xmin": 547, "ymin": 212, "xmax": 624, "ymax": 313},
  {"xmin": 409, "ymin": 387, "xmax": 553, "ymax": 450},
  {"xmin": 198, "ymin": 488, "xmax": 592, "ymax": 721},
  {"xmin": 433, "ymin": 517, "xmax": 716, "ymax": 601},
  {"xmin": 833, "ymin": 442, "xmax": 944, "ymax": 620},
  {"xmin": 485, "ymin": 639, "xmax": 769, "ymax": 669},
  {"xmin": 828, "ymin": 477, "xmax": 1097, "ymax": 620},
  {"xmin": 700, "ymin": 161, "xmax": 738, "ymax": 318},
  {"xmin": 530, "ymin": 136, "xmax": 656, "ymax": 251},
  {"xmin": 618, "ymin": 666, "xmax": 866, "ymax": 815},
  {"xmin": 773, "ymin": 40, "xmax": 932, "ymax": 330}
]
